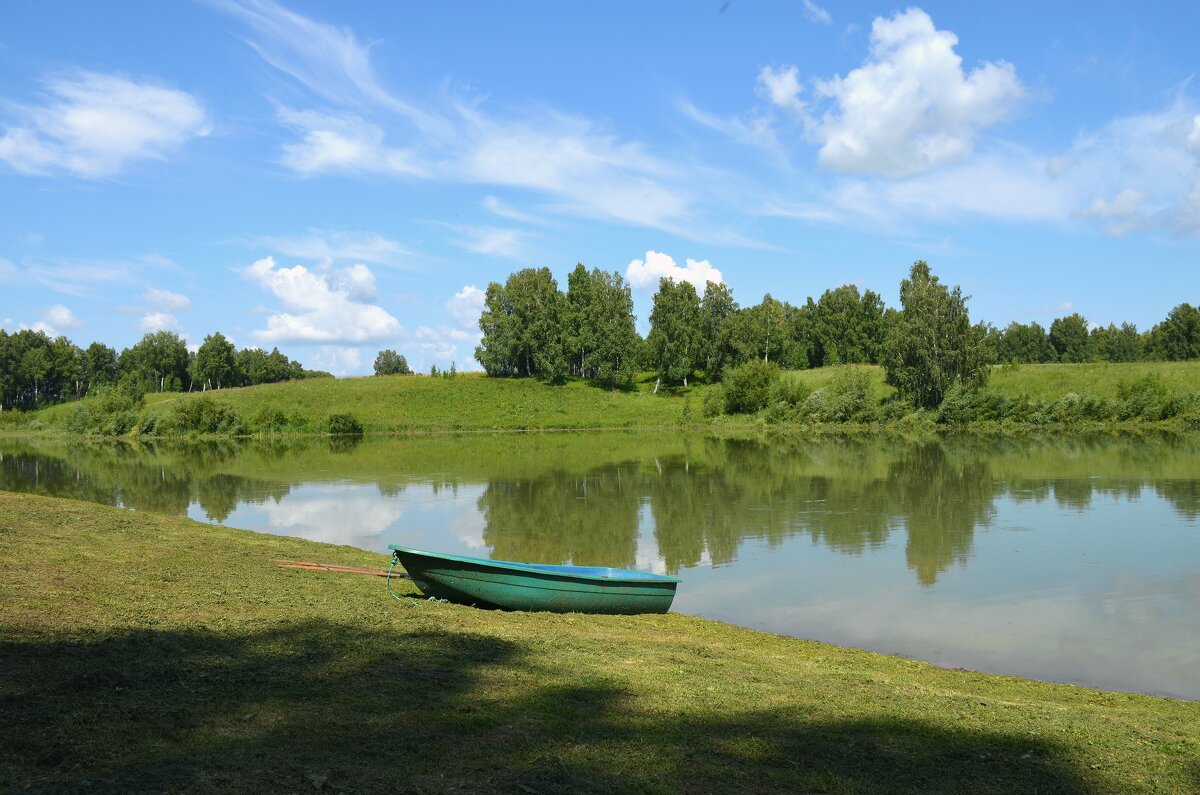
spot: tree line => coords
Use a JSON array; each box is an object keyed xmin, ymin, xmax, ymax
[
  {"xmin": 0, "ymin": 328, "xmax": 329, "ymax": 411},
  {"xmin": 474, "ymin": 260, "xmax": 1200, "ymax": 408}
]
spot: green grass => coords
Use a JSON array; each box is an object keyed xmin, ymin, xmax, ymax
[
  {"xmin": 2, "ymin": 491, "xmax": 1197, "ymax": 792},
  {"xmin": 31, "ymin": 372, "xmax": 706, "ymax": 434},
  {"xmin": 782, "ymin": 361, "xmax": 1200, "ymax": 402},
  {"xmin": 12, "ymin": 361, "xmax": 1200, "ymax": 438}
]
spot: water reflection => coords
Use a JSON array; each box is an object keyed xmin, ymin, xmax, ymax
[
  {"xmin": 2, "ymin": 432, "xmax": 1198, "ymax": 698},
  {"xmin": 2, "ymin": 434, "xmax": 1199, "ymax": 588}
]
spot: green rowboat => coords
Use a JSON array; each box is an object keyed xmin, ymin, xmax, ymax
[{"xmin": 388, "ymin": 544, "xmax": 681, "ymax": 614}]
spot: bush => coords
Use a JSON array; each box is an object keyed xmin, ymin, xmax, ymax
[
  {"xmin": 323, "ymin": 412, "xmax": 364, "ymax": 435},
  {"xmin": 62, "ymin": 386, "xmax": 144, "ymax": 436},
  {"xmin": 702, "ymin": 385, "xmax": 725, "ymax": 418},
  {"xmin": 722, "ymin": 360, "xmax": 780, "ymax": 415},
  {"xmin": 163, "ymin": 396, "xmax": 245, "ymax": 435},
  {"xmin": 253, "ymin": 406, "xmax": 304, "ymax": 433},
  {"xmin": 799, "ymin": 367, "xmax": 874, "ymax": 423}
]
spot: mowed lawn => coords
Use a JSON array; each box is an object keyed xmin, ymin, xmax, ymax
[{"xmin": 1, "ymin": 491, "xmax": 1196, "ymax": 793}]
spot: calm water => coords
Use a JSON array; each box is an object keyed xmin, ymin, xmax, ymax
[{"xmin": 2, "ymin": 432, "xmax": 1198, "ymax": 699}]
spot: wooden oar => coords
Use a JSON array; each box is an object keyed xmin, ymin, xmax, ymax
[{"xmin": 273, "ymin": 559, "xmax": 409, "ymax": 579}]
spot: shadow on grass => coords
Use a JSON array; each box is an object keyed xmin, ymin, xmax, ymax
[{"xmin": 2, "ymin": 621, "xmax": 1101, "ymax": 793}]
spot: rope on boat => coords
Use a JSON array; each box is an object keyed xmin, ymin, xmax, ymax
[{"xmin": 386, "ymin": 552, "xmax": 408, "ymax": 603}]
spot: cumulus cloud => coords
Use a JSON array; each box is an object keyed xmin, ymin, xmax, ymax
[
  {"xmin": 310, "ymin": 345, "xmax": 362, "ymax": 376},
  {"xmin": 140, "ymin": 311, "xmax": 183, "ymax": 333},
  {"xmin": 757, "ymin": 66, "xmax": 806, "ymax": 115},
  {"xmin": 625, "ymin": 251, "xmax": 723, "ymax": 290},
  {"xmin": 446, "ymin": 285, "xmax": 486, "ymax": 328},
  {"xmin": 142, "ymin": 287, "xmax": 191, "ymax": 312},
  {"xmin": 808, "ymin": 8, "xmax": 1024, "ymax": 177},
  {"xmin": 24, "ymin": 303, "xmax": 83, "ymax": 336},
  {"xmin": 0, "ymin": 72, "xmax": 210, "ymax": 178},
  {"xmin": 242, "ymin": 255, "xmax": 401, "ymax": 343}
]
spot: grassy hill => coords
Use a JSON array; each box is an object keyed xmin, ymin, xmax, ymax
[{"xmin": 8, "ymin": 361, "xmax": 1200, "ymax": 437}]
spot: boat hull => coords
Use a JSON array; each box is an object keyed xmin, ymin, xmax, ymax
[{"xmin": 389, "ymin": 545, "xmax": 679, "ymax": 614}]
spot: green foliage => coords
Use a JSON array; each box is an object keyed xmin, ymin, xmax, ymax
[
  {"xmin": 1146, "ymin": 303, "xmax": 1200, "ymax": 361},
  {"xmin": 373, "ymin": 349, "xmax": 413, "ymax": 375},
  {"xmin": 122, "ymin": 331, "xmax": 190, "ymax": 393},
  {"xmin": 252, "ymin": 406, "xmax": 304, "ymax": 433},
  {"xmin": 883, "ymin": 261, "xmax": 992, "ymax": 408},
  {"xmin": 476, "ymin": 267, "xmax": 568, "ymax": 381},
  {"xmin": 1049, "ymin": 313, "xmax": 1091, "ymax": 363},
  {"xmin": 700, "ymin": 281, "xmax": 739, "ymax": 380},
  {"xmin": 191, "ymin": 332, "xmax": 237, "ymax": 390},
  {"xmin": 64, "ymin": 386, "xmax": 144, "ymax": 436},
  {"xmin": 724, "ymin": 293, "xmax": 794, "ymax": 368},
  {"xmin": 809, "ymin": 284, "xmax": 890, "ymax": 367},
  {"xmin": 162, "ymin": 396, "xmax": 245, "ymax": 435},
  {"xmin": 995, "ymin": 321, "xmax": 1056, "ymax": 364},
  {"xmin": 323, "ymin": 412, "xmax": 364, "ymax": 435},
  {"xmin": 647, "ymin": 278, "xmax": 703, "ymax": 386},
  {"xmin": 722, "ymin": 360, "xmax": 780, "ymax": 414},
  {"xmin": 702, "ymin": 384, "xmax": 725, "ymax": 417},
  {"xmin": 798, "ymin": 367, "xmax": 874, "ymax": 423}
]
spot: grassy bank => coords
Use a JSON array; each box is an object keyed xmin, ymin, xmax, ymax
[
  {"xmin": 4, "ymin": 361, "xmax": 1200, "ymax": 438},
  {"xmin": 2, "ymin": 492, "xmax": 1197, "ymax": 792}
]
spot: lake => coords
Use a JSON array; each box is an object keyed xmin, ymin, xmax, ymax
[{"xmin": 2, "ymin": 431, "xmax": 1197, "ymax": 699}]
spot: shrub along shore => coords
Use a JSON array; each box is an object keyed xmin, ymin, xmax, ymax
[
  {"xmin": 2, "ymin": 361, "xmax": 1200, "ymax": 438},
  {"xmin": 1, "ymin": 491, "xmax": 1196, "ymax": 792}
]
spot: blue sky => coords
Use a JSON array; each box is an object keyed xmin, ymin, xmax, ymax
[{"xmin": 1, "ymin": 0, "xmax": 1198, "ymax": 374}]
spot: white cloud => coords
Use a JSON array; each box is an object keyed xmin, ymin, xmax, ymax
[
  {"xmin": 277, "ymin": 108, "xmax": 425, "ymax": 177},
  {"xmin": 625, "ymin": 250, "xmax": 723, "ymax": 290},
  {"xmin": 757, "ymin": 66, "xmax": 806, "ymax": 115},
  {"xmin": 445, "ymin": 285, "xmax": 485, "ymax": 328},
  {"xmin": 809, "ymin": 8, "xmax": 1024, "ymax": 177},
  {"xmin": 0, "ymin": 72, "xmax": 210, "ymax": 178},
  {"xmin": 445, "ymin": 225, "xmax": 529, "ymax": 259},
  {"xmin": 142, "ymin": 287, "xmax": 191, "ymax": 312},
  {"xmin": 23, "ymin": 303, "xmax": 83, "ymax": 336},
  {"xmin": 247, "ymin": 228, "xmax": 413, "ymax": 268},
  {"xmin": 43, "ymin": 304, "xmax": 82, "ymax": 331},
  {"xmin": 1080, "ymin": 188, "xmax": 1152, "ymax": 235},
  {"xmin": 801, "ymin": 0, "xmax": 832, "ymax": 25},
  {"xmin": 212, "ymin": 0, "xmax": 445, "ymax": 135},
  {"xmin": 217, "ymin": 0, "xmax": 722, "ymax": 239},
  {"xmin": 482, "ymin": 195, "xmax": 542, "ymax": 224},
  {"xmin": 1188, "ymin": 115, "xmax": 1200, "ymax": 154},
  {"xmin": 242, "ymin": 255, "xmax": 401, "ymax": 343},
  {"xmin": 766, "ymin": 100, "xmax": 1200, "ymax": 236},
  {"xmin": 310, "ymin": 345, "xmax": 362, "ymax": 377},
  {"xmin": 140, "ymin": 311, "xmax": 183, "ymax": 333}
]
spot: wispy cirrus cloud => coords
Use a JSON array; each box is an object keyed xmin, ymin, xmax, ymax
[
  {"xmin": 0, "ymin": 72, "xmax": 210, "ymax": 178},
  {"xmin": 243, "ymin": 228, "xmax": 414, "ymax": 268},
  {"xmin": 211, "ymin": 0, "xmax": 740, "ymax": 241}
]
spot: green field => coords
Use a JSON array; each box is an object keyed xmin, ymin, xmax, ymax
[
  {"xmin": 8, "ymin": 360, "xmax": 1200, "ymax": 437},
  {"xmin": 1, "ymin": 490, "xmax": 1196, "ymax": 792},
  {"xmin": 784, "ymin": 360, "xmax": 1200, "ymax": 400}
]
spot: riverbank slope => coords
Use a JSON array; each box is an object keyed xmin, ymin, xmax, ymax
[
  {"xmin": 1, "ymin": 491, "xmax": 1195, "ymax": 792},
  {"xmin": 5, "ymin": 361, "xmax": 1200, "ymax": 436}
]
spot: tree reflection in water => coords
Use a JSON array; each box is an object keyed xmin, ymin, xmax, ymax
[{"xmin": 2, "ymin": 432, "xmax": 1199, "ymax": 587}]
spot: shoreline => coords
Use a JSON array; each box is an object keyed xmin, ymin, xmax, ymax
[{"xmin": 2, "ymin": 490, "xmax": 1196, "ymax": 791}]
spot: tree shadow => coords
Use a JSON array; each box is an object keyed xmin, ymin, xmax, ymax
[{"xmin": 0, "ymin": 619, "xmax": 1116, "ymax": 793}]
